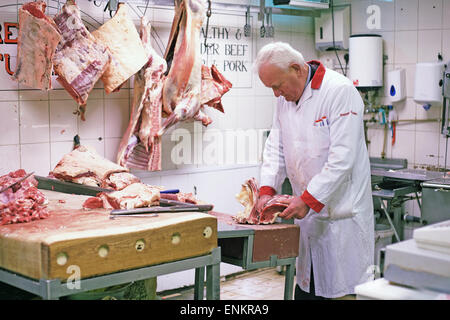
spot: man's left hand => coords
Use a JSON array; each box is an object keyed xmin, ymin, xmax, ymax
[{"xmin": 278, "ymin": 196, "xmax": 310, "ymax": 220}]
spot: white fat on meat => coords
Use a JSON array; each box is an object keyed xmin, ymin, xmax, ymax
[{"xmin": 97, "ymin": 183, "xmax": 160, "ymax": 210}]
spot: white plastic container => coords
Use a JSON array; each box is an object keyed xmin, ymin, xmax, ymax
[
  {"xmin": 348, "ymin": 34, "xmax": 383, "ymax": 88},
  {"xmin": 386, "ymin": 68, "xmax": 406, "ymax": 102},
  {"xmin": 414, "ymin": 62, "xmax": 445, "ymax": 107}
]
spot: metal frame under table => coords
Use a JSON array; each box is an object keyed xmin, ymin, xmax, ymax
[
  {"xmin": 194, "ymin": 215, "xmax": 298, "ymax": 300},
  {"xmin": 0, "ymin": 247, "xmax": 221, "ymax": 300}
]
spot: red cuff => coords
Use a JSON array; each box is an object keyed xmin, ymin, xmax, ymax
[
  {"xmin": 259, "ymin": 186, "xmax": 276, "ymax": 197},
  {"xmin": 300, "ymin": 189, "xmax": 324, "ymax": 213}
]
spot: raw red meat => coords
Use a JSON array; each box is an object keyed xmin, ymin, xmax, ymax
[
  {"xmin": 12, "ymin": 1, "xmax": 62, "ymax": 90},
  {"xmin": 233, "ymin": 178, "xmax": 294, "ymax": 225},
  {"xmin": 160, "ymin": 192, "xmax": 198, "ymax": 204},
  {"xmin": 52, "ymin": 0, "xmax": 111, "ymax": 105},
  {"xmin": 0, "ymin": 169, "xmax": 49, "ymax": 225}
]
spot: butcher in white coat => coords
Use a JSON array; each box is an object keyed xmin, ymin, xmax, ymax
[{"xmin": 254, "ymin": 42, "xmax": 374, "ymax": 299}]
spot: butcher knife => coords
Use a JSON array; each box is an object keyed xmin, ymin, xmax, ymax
[{"xmin": 110, "ymin": 204, "xmax": 214, "ymax": 216}]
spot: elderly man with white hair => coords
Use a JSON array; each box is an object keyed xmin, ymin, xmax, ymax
[{"xmin": 254, "ymin": 42, "xmax": 374, "ymax": 300}]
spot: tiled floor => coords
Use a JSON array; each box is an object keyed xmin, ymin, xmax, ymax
[{"xmin": 159, "ymin": 267, "xmax": 292, "ymax": 300}]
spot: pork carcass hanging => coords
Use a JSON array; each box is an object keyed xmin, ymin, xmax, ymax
[
  {"xmin": 159, "ymin": 0, "xmax": 232, "ymax": 135},
  {"xmin": 116, "ymin": 17, "xmax": 167, "ymax": 171},
  {"xmin": 234, "ymin": 178, "xmax": 294, "ymax": 225},
  {"xmin": 52, "ymin": 0, "xmax": 111, "ymax": 105},
  {"xmin": 12, "ymin": 1, "xmax": 62, "ymax": 90},
  {"xmin": 92, "ymin": 3, "xmax": 150, "ymax": 94}
]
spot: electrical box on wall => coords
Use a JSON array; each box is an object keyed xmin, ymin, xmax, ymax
[{"xmin": 314, "ymin": 6, "xmax": 350, "ymax": 51}]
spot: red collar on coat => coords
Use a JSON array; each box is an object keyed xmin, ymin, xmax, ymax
[{"xmin": 307, "ymin": 60, "xmax": 326, "ymax": 89}]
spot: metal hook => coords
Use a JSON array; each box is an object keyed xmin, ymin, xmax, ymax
[{"xmin": 93, "ymin": 0, "xmax": 105, "ymax": 7}]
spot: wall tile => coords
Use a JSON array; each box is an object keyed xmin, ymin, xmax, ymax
[
  {"xmin": 391, "ymin": 130, "xmax": 415, "ymax": 164},
  {"xmin": 414, "ymin": 131, "xmax": 440, "ymax": 166},
  {"xmin": 442, "ymin": 29, "xmax": 450, "ymax": 61},
  {"xmin": 21, "ymin": 142, "xmax": 51, "ymax": 176},
  {"xmin": 50, "ymin": 141, "xmax": 74, "ymax": 170},
  {"xmin": 395, "ymin": 0, "xmax": 418, "ymax": 31},
  {"xmin": 0, "ymin": 101, "xmax": 19, "ymax": 145},
  {"xmin": 393, "ymin": 98, "xmax": 416, "ymax": 131},
  {"xmin": 104, "ymin": 137, "xmax": 121, "ymax": 163},
  {"xmin": 254, "ymin": 95, "xmax": 274, "ymax": 129},
  {"xmin": 417, "ymin": 29, "xmax": 442, "ymax": 62},
  {"xmin": 438, "ymin": 134, "xmax": 450, "ymax": 168},
  {"xmin": 0, "ymin": 144, "xmax": 20, "ymax": 174},
  {"xmin": 19, "ymin": 100, "xmax": 49, "ymax": 144},
  {"xmin": 418, "ymin": 0, "xmax": 443, "ymax": 30},
  {"xmin": 394, "ymin": 31, "xmax": 418, "ymax": 64},
  {"xmin": 78, "ymin": 99, "xmax": 104, "ymax": 140},
  {"xmin": 104, "ymin": 99, "xmax": 130, "ymax": 138},
  {"xmin": 351, "ymin": 0, "xmax": 372, "ymax": 34},
  {"xmin": 444, "ymin": 0, "xmax": 450, "ymax": 29},
  {"xmin": 236, "ymin": 95, "xmax": 255, "ymax": 129},
  {"xmin": 49, "ymin": 99, "xmax": 78, "ymax": 142}
]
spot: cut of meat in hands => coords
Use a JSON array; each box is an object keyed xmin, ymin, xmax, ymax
[
  {"xmin": 52, "ymin": 0, "xmax": 111, "ymax": 105},
  {"xmin": 233, "ymin": 178, "xmax": 294, "ymax": 225},
  {"xmin": 12, "ymin": 1, "xmax": 62, "ymax": 90}
]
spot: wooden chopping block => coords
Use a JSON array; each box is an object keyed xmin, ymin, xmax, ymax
[
  {"xmin": 210, "ymin": 212, "xmax": 299, "ymax": 262},
  {"xmin": 0, "ymin": 190, "xmax": 217, "ymax": 281}
]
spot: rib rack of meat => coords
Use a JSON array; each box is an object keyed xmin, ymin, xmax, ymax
[
  {"xmin": 116, "ymin": 17, "xmax": 167, "ymax": 172},
  {"xmin": 233, "ymin": 178, "xmax": 294, "ymax": 225},
  {"xmin": 51, "ymin": 145, "xmax": 140, "ymax": 191},
  {"xmin": 92, "ymin": 3, "xmax": 150, "ymax": 94},
  {"xmin": 52, "ymin": 0, "xmax": 111, "ymax": 106},
  {"xmin": 12, "ymin": 1, "xmax": 62, "ymax": 90},
  {"xmin": 0, "ymin": 169, "xmax": 49, "ymax": 225}
]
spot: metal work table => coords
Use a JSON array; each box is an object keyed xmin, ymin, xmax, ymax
[
  {"xmin": 194, "ymin": 212, "xmax": 299, "ymax": 300},
  {"xmin": 0, "ymin": 247, "xmax": 221, "ymax": 300},
  {"xmin": 371, "ymin": 168, "xmax": 447, "ymax": 242}
]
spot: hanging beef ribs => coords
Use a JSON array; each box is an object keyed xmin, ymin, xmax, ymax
[
  {"xmin": 52, "ymin": 0, "xmax": 111, "ymax": 105},
  {"xmin": 92, "ymin": 3, "xmax": 149, "ymax": 94},
  {"xmin": 12, "ymin": 1, "xmax": 62, "ymax": 90},
  {"xmin": 116, "ymin": 17, "xmax": 167, "ymax": 172},
  {"xmin": 234, "ymin": 178, "xmax": 294, "ymax": 225},
  {"xmin": 0, "ymin": 169, "xmax": 49, "ymax": 225},
  {"xmin": 51, "ymin": 145, "xmax": 140, "ymax": 190}
]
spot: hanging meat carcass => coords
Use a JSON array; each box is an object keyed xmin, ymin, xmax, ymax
[
  {"xmin": 92, "ymin": 3, "xmax": 150, "ymax": 94},
  {"xmin": 52, "ymin": 0, "xmax": 111, "ymax": 106},
  {"xmin": 116, "ymin": 17, "xmax": 167, "ymax": 171},
  {"xmin": 159, "ymin": 0, "xmax": 232, "ymax": 136},
  {"xmin": 234, "ymin": 178, "xmax": 294, "ymax": 225},
  {"xmin": 12, "ymin": 1, "xmax": 62, "ymax": 90}
]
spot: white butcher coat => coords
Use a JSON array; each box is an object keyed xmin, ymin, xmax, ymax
[{"xmin": 260, "ymin": 61, "xmax": 374, "ymax": 298}]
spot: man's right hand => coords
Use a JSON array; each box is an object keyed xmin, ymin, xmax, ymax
[{"xmin": 255, "ymin": 194, "xmax": 272, "ymax": 212}]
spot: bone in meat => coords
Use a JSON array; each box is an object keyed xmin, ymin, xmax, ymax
[
  {"xmin": 12, "ymin": 1, "xmax": 61, "ymax": 90},
  {"xmin": 92, "ymin": 3, "xmax": 149, "ymax": 94},
  {"xmin": 200, "ymin": 64, "xmax": 232, "ymax": 113},
  {"xmin": 116, "ymin": 17, "xmax": 166, "ymax": 171},
  {"xmin": 52, "ymin": 0, "xmax": 111, "ymax": 105},
  {"xmin": 233, "ymin": 178, "xmax": 294, "ymax": 225}
]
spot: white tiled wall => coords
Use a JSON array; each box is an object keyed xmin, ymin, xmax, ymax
[{"xmin": 332, "ymin": 0, "xmax": 450, "ymax": 171}]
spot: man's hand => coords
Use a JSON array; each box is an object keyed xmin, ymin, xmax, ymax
[
  {"xmin": 278, "ymin": 196, "xmax": 310, "ymax": 220},
  {"xmin": 255, "ymin": 194, "xmax": 272, "ymax": 212}
]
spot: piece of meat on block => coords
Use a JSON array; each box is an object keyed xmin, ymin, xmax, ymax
[
  {"xmin": 83, "ymin": 183, "xmax": 160, "ymax": 210},
  {"xmin": 52, "ymin": 0, "xmax": 111, "ymax": 105},
  {"xmin": 51, "ymin": 145, "xmax": 138, "ymax": 190},
  {"xmin": 12, "ymin": 1, "xmax": 62, "ymax": 90},
  {"xmin": 92, "ymin": 3, "xmax": 149, "ymax": 94},
  {"xmin": 0, "ymin": 169, "xmax": 49, "ymax": 225}
]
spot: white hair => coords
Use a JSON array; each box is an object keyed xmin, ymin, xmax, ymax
[{"xmin": 253, "ymin": 42, "xmax": 305, "ymax": 73}]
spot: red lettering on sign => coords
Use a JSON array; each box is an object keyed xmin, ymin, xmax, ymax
[
  {"xmin": 0, "ymin": 54, "xmax": 14, "ymax": 75},
  {"xmin": 4, "ymin": 23, "xmax": 18, "ymax": 44}
]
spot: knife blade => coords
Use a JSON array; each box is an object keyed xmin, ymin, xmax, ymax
[{"xmin": 110, "ymin": 204, "xmax": 214, "ymax": 216}]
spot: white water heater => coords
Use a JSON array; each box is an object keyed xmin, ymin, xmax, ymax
[
  {"xmin": 348, "ymin": 34, "xmax": 383, "ymax": 89},
  {"xmin": 414, "ymin": 62, "xmax": 445, "ymax": 107}
]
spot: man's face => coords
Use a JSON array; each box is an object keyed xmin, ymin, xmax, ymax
[{"xmin": 258, "ymin": 62, "xmax": 307, "ymax": 102}]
